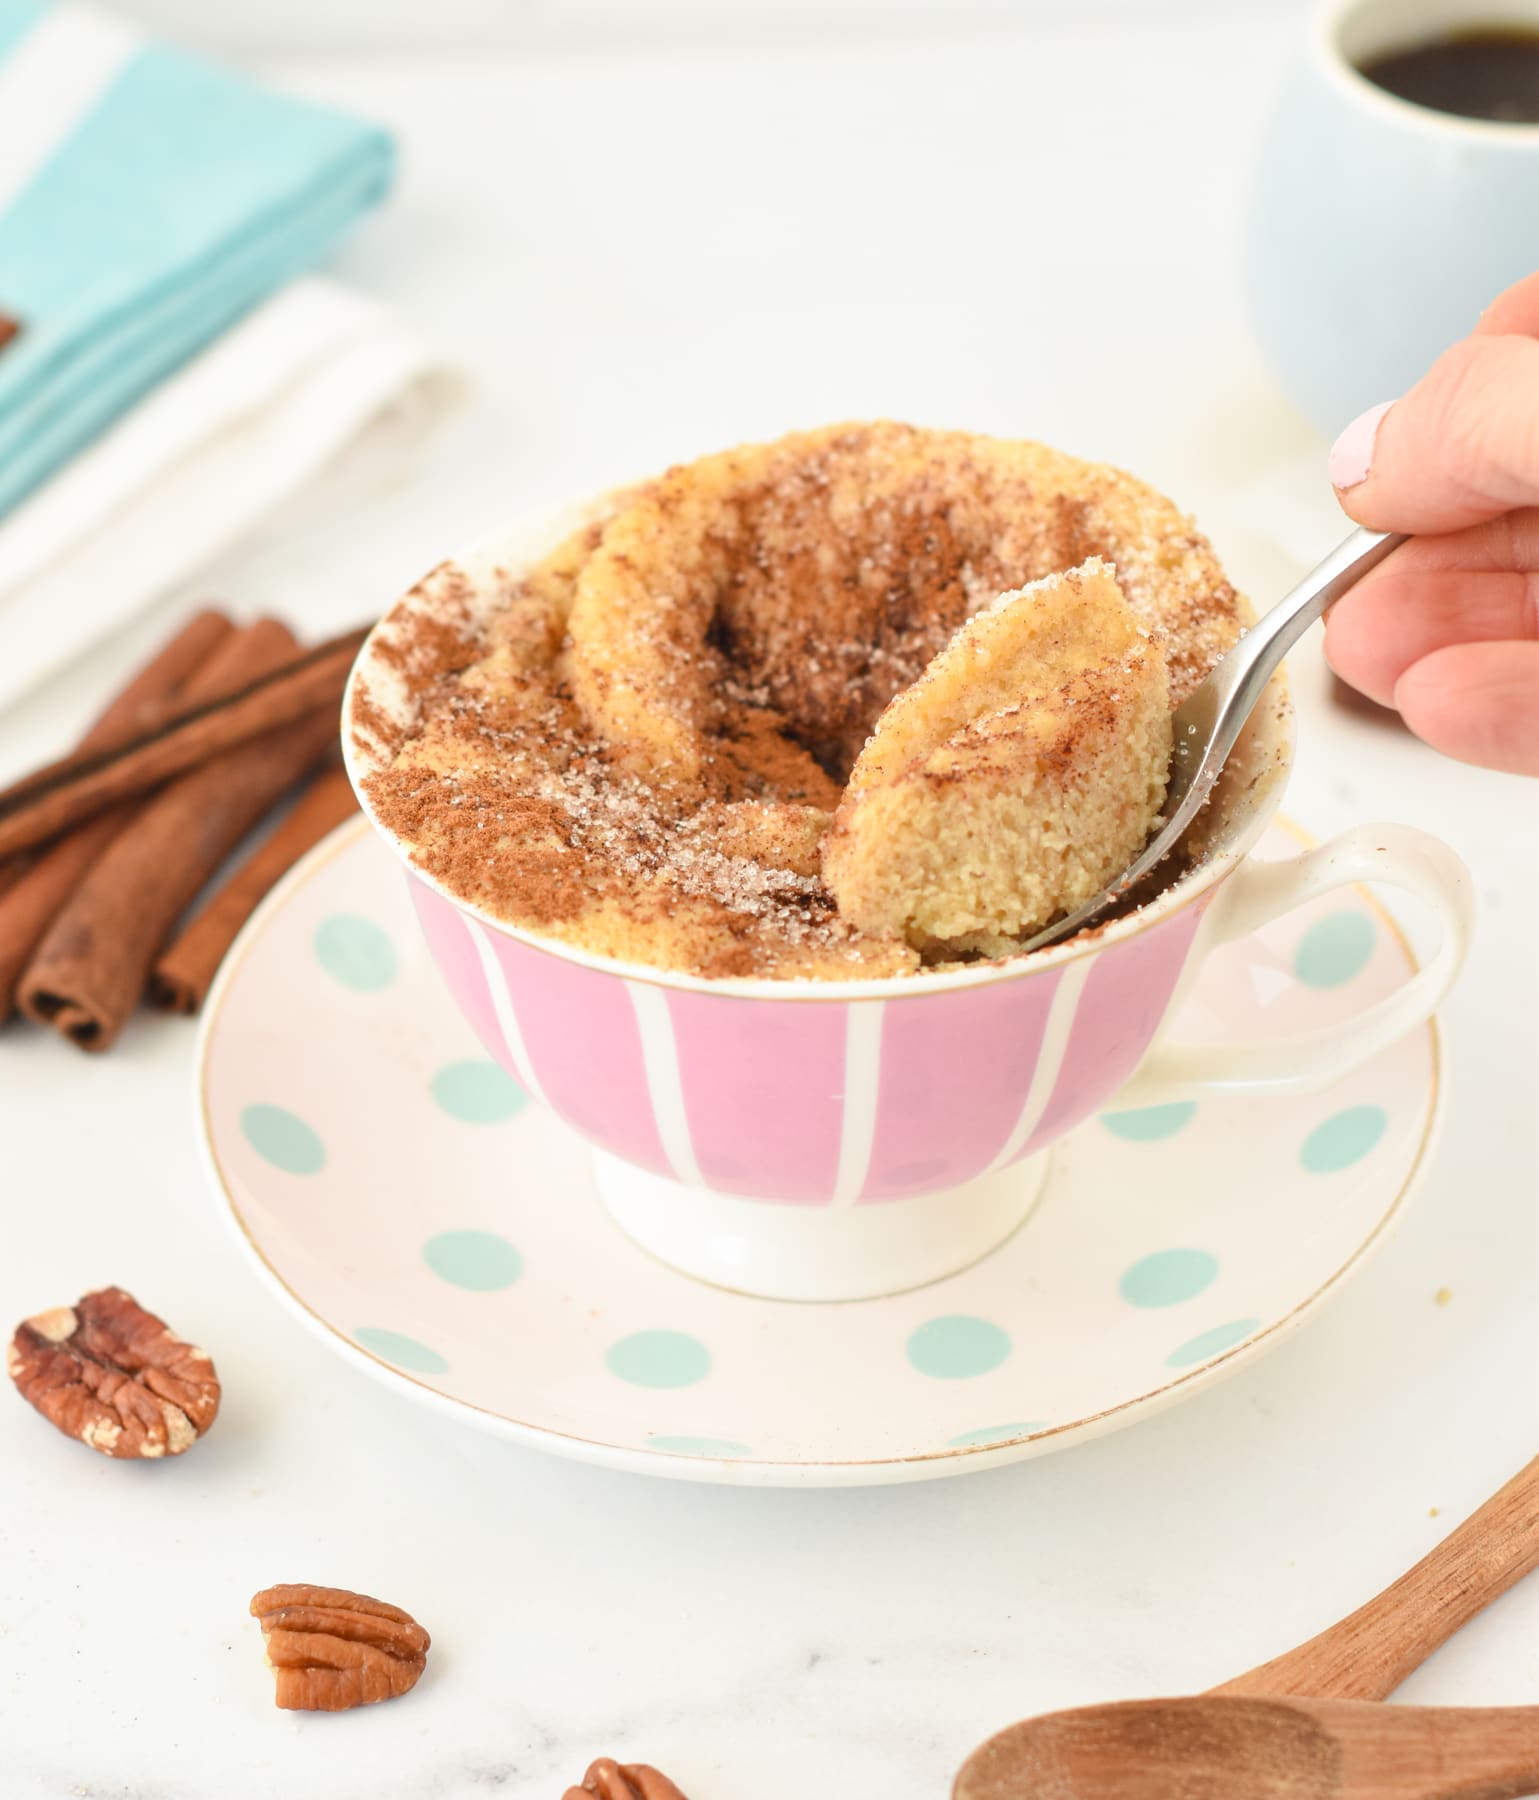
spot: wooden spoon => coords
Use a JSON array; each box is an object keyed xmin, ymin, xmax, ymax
[
  {"xmin": 1214, "ymin": 1456, "xmax": 1539, "ymax": 1701},
  {"xmin": 953, "ymin": 1696, "xmax": 1539, "ymax": 1800},
  {"xmin": 952, "ymin": 1459, "xmax": 1539, "ymax": 1799}
]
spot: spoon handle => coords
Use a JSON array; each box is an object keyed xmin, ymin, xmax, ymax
[
  {"xmin": 1213, "ymin": 1455, "xmax": 1539, "ymax": 1701},
  {"xmin": 1211, "ymin": 524, "xmax": 1405, "ymax": 711},
  {"xmin": 1192, "ymin": 523, "xmax": 1404, "ymax": 789},
  {"xmin": 1320, "ymin": 1700, "xmax": 1539, "ymax": 1800}
]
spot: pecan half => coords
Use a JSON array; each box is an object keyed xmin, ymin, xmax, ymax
[
  {"xmin": 562, "ymin": 1759, "xmax": 689, "ymax": 1800},
  {"xmin": 7, "ymin": 1288, "xmax": 219, "ymax": 1458},
  {"xmin": 250, "ymin": 1585, "xmax": 430, "ymax": 1711}
]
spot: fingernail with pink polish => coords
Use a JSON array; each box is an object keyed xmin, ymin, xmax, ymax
[{"xmin": 1328, "ymin": 400, "xmax": 1394, "ymax": 490}]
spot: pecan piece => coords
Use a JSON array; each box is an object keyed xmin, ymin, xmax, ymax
[
  {"xmin": 250, "ymin": 1585, "xmax": 430, "ymax": 1711},
  {"xmin": 7, "ymin": 1287, "xmax": 219, "ymax": 1458},
  {"xmin": 562, "ymin": 1759, "xmax": 690, "ymax": 1800}
]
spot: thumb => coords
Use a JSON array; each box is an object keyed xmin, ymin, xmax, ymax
[{"xmin": 1329, "ymin": 332, "xmax": 1539, "ymax": 535}]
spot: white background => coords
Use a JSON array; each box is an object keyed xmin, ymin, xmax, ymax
[
  {"xmin": 108, "ymin": 0, "xmax": 1313, "ymax": 56},
  {"xmin": 2, "ymin": 6, "xmax": 1537, "ymax": 1799}
]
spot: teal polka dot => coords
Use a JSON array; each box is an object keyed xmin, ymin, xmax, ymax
[
  {"xmin": 240, "ymin": 1103, "xmax": 325, "ymax": 1175},
  {"xmin": 1294, "ymin": 911, "xmax": 1376, "ymax": 988},
  {"xmin": 1166, "ymin": 1319, "xmax": 1260, "ymax": 1367},
  {"xmin": 423, "ymin": 1230, "xmax": 523, "ymax": 1291},
  {"xmin": 606, "ymin": 1330, "xmax": 711, "ymax": 1389},
  {"xmin": 947, "ymin": 1421, "xmax": 1046, "ymax": 1448},
  {"xmin": 1302, "ymin": 1105, "xmax": 1388, "ymax": 1173},
  {"xmin": 1101, "ymin": 1102, "xmax": 1198, "ymax": 1142},
  {"xmin": 907, "ymin": 1316, "xmax": 1011, "ymax": 1380},
  {"xmin": 314, "ymin": 915, "xmax": 397, "ymax": 991},
  {"xmin": 1119, "ymin": 1248, "xmax": 1218, "ymax": 1308},
  {"xmin": 353, "ymin": 1327, "xmax": 449, "ymax": 1374},
  {"xmin": 431, "ymin": 1060, "xmax": 527, "ymax": 1124},
  {"xmin": 647, "ymin": 1434, "xmax": 751, "ymax": 1457}
]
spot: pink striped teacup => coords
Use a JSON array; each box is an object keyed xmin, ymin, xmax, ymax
[{"xmin": 344, "ymin": 513, "xmax": 1472, "ymax": 1301}]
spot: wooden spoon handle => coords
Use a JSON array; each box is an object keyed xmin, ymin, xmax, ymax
[
  {"xmin": 1321, "ymin": 1701, "xmax": 1539, "ymax": 1800},
  {"xmin": 1214, "ymin": 1456, "xmax": 1539, "ymax": 1701}
]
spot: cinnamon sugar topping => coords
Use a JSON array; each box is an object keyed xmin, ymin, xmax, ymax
[{"xmin": 356, "ymin": 423, "xmax": 1246, "ymax": 979}]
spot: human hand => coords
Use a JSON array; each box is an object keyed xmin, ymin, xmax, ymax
[{"xmin": 1324, "ymin": 270, "xmax": 1539, "ymax": 775}]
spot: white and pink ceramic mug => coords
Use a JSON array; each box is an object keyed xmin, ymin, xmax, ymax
[{"xmin": 345, "ymin": 514, "xmax": 1473, "ymax": 1303}]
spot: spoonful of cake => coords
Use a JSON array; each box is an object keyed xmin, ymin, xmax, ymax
[
  {"xmin": 1012, "ymin": 525, "xmax": 1405, "ymax": 955},
  {"xmin": 824, "ymin": 527, "xmax": 1404, "ymax": 962}
]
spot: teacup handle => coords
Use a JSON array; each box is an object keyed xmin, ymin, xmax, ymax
[{"xmin": 1113, "ymin": 823, "xmax": 1473, "ymax": 1105}]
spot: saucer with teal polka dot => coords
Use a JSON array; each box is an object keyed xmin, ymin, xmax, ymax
[{"xmin": 196, "ymin": 816, "xmax": 1440, "ymax": 1487}]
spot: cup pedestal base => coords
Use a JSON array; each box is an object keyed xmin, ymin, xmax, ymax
[{"xmin": 590, "ymin": 1152, "xmax": 1052, "ymax": 1302}]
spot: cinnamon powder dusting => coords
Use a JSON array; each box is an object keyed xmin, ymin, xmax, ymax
[{"xmin": 358, "ymin": 423, "xmax": 1246, "ymax": 979}]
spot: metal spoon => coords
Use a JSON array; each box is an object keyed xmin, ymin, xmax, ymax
[
  {"xmin": 1018, "ymin": 525, "xmax": 1406, "ymax": 955},
  {"xmin": 952, "ymin": 1696, "xmax": 1539, "ymax": 1800}
]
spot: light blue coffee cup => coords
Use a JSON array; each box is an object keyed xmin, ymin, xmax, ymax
[{"xmin": 1247, "ymin": 0, "xmax": 1539, "ymax": 435}]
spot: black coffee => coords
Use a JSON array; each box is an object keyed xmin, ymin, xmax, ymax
[{"xmin": 1358, "ymin": 27, "xmax": 1539, "ymax": 123}]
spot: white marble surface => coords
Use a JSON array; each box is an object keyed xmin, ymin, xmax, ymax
[
  {"xmin": 2, "ymin": 14, "xmax": 1537, "ymax": 1799},
  {"xmin": 107, "ymin": 0, "xmax": 1311, "ymax": 59}
]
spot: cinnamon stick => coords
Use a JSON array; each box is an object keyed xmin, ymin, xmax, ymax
[
  {"xmin": 19, "ymin": 622, "xmax": 338, "ymax": 1050},
  {"xmin": 0, "ymin": 623, "xmax": 370, "ymax": 861},
  {"xmin": 0, "ymin": 610, "xmax": 234, "ymax": 1021},
  {"xmin": 150, "ymin": 763, "xmax": 358, "ymax": 1014}
]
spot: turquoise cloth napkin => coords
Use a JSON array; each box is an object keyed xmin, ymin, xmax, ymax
[{"xmin": 0, "ymin": 0, "xmax": 393, "ymax": 517}]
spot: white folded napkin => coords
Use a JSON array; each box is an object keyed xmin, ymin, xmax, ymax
[{"xmin": 0, "ymin": 275, "xmax": 464, "ymax": 715}]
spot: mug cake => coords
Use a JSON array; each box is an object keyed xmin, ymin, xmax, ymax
[{"xmin": 349, "ymin": 422, "xmax": 1248, "ymax": 979}]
